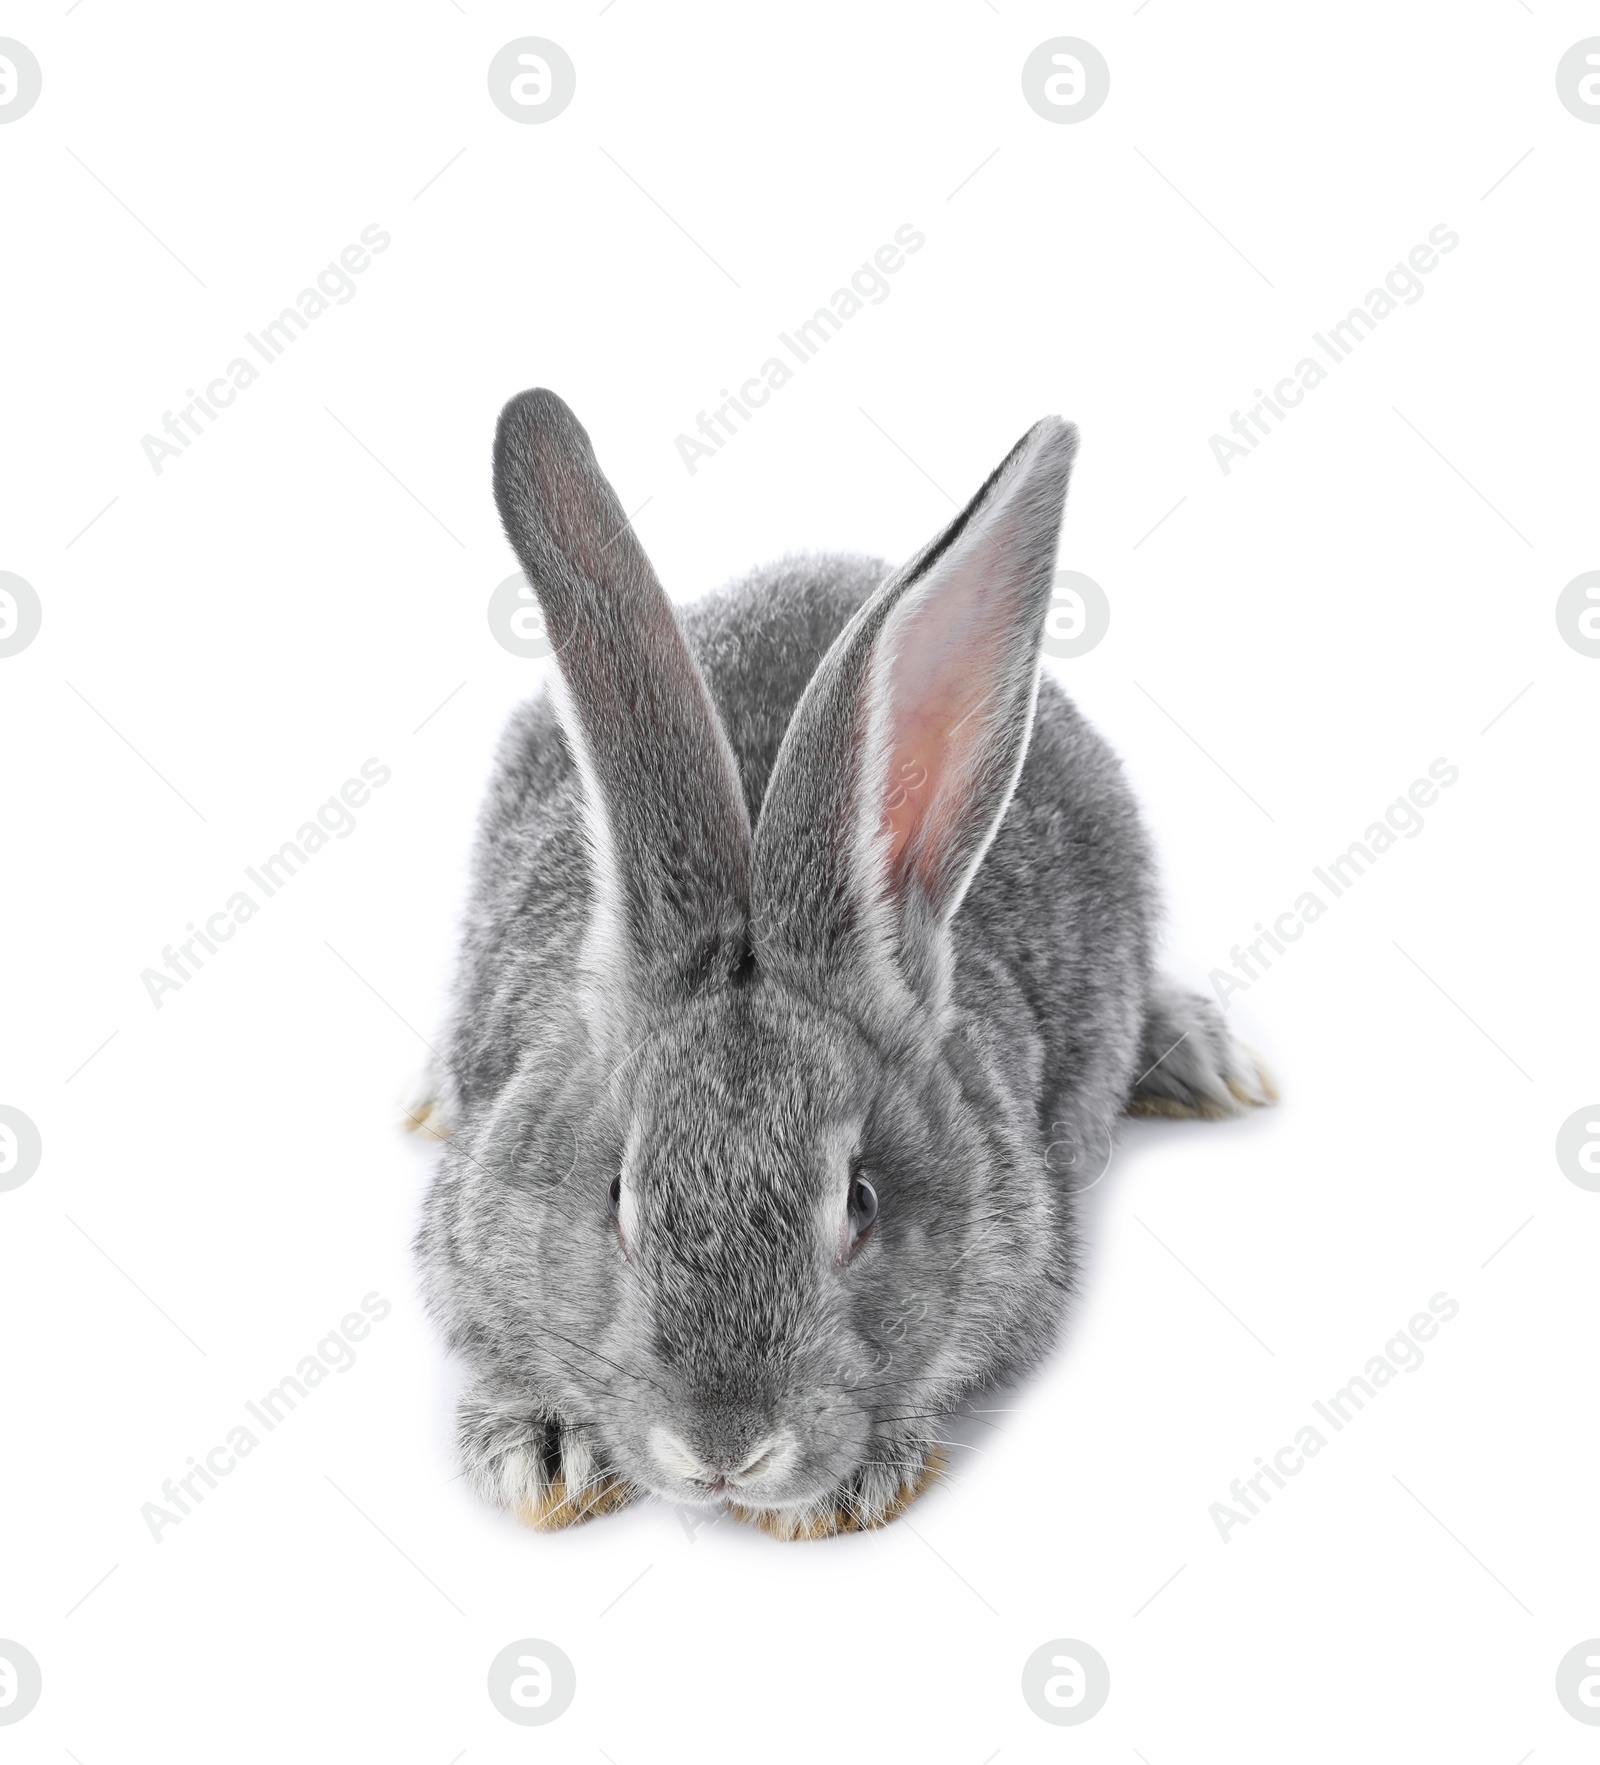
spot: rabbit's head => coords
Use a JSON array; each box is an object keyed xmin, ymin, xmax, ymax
[{"xmin": 485, "ymin": 390, "xmax": 1077, "ymax": 1515}]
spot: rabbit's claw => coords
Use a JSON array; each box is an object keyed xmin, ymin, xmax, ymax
[{"xmin": 728, "ymin": 1444, "xmax": 946, "ymax": 1541}]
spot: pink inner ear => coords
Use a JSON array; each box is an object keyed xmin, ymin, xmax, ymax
[{"xmin": 874, "ymin": 560, "xmax": 1013, "ymax": 899}]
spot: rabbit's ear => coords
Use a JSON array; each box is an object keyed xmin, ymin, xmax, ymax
[
  {"xmin": 494, "ymin": 390, "xmax": 751, "ymax": 1006},
  {"xmin": 751, "ymin": 417, "xmax": 1077, "ymax": 1012}
]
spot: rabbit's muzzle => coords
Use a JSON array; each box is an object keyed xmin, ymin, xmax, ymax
[{"xmin": 647, "ymin": 1419, "xmax": 798, "ymax": 1501}]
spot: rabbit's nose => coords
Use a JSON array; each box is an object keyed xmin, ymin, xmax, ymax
[{"xmin": 649, "ymin": 1425, "xmax": 789, "ymax": 1489}]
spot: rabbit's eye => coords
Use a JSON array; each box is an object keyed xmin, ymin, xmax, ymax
[
  {"xmin": 848, "ymin": 1173, "xmax": 878, "ymax": 1241},
  {"xmin": 608, "ymin": 1174, "xmax": 622, "ymax": 1219}
]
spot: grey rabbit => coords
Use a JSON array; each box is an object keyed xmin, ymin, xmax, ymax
[{"xmin": 411, "ymin": 389, "xmax": 1275, "ymax": 1540}]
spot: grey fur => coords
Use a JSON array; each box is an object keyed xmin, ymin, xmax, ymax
[{"xmin": 414, "ymin": 390, "xmax": 1273, "ymax": 1538}]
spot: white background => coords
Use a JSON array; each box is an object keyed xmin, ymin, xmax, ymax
[{"xmin": 2, "ymin": 1, "xmax": 1597, "ymax": 1759}]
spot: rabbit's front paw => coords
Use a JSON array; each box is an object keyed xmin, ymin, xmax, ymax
[
  {"xmin": 730, "ymin": 1442, "xmax": 946, "ymax": 1541},
  {"xmin": 457, "ymin": 1391, "xmax": 633, "ymax": 1531}
]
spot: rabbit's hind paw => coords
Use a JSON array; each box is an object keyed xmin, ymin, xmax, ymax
[
  {"xmin": 399, "ymin": 1097, "xmax": 454, "ymax": 1141},
  {"xmin": 397, "ymin": 1064, "xmax": 458, "ymax": 1141},
  {"xmin": 1128, "ymin": 980, "xmax": 1278, "ymax": 1122}
]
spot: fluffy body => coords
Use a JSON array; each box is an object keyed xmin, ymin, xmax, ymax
[{"xmin": 414, "ymin": 393, "xmax": 1270, "ymax": 1538}]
